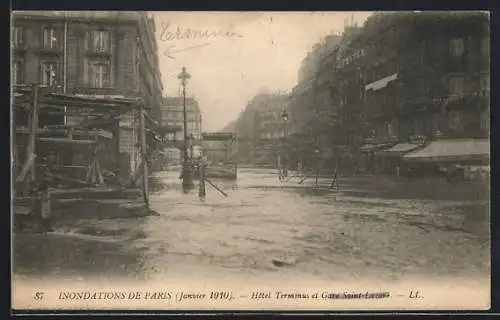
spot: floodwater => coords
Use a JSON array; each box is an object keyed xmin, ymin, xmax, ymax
[{"xmin": 13, "ymin": 168, "xmax": 490, "ymax": 285}]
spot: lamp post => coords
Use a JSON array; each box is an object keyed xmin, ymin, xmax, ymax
[
  {"xmin": 189, "ymin": 133, "xmax": 194, "ymax": 160},
  {"xmin": 178, "ymin": 66, "xmax": 194, "ymax": 192},
  {"xmin": 281, "ymin": 109, "xmax": 289, "ymax": 178}
]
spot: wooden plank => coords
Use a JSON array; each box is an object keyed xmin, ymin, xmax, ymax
[
  {"xmin": 37, "ymin": 137, "xmax": 98, "ymax": 145},
  {"xmin": 16, "ymin": 127, "xmax": 113, "ymax": 139},
  {"xmin": 46, "ymin": 172, "xmax": 90, "ymax": 186},
  {"xmin": 205, "ymin": 178, "xmax": 228, "ymax": 197},
  {"xmin": 128, "ymin": 160, "xmax": 144, "ymax": 187},
  {"xmin": 36, "ymin": 164, "xmax": 87, "ymax": 170},
  {"xmin": 114, "ymin": 119, "xmax": 120, "ymax": 176},
  {"xmin": 36, "ymin": 99, "xmax": 127, "ymax": 110},
  {"xmin": 96, "ymin": 160, "xmax": 104, "ymax": 185},
  {"xmin": 139, "ymin": 107, "xmax": 149, "ymax": 207},
  {"xmin": 16, "ymin": 153, "xmax": 36, "ymax": 182},
  {"xmin": 90, "ymin": 160, "xmax": 97, "ymax": 185},
  {"xmin": 202, "ymin": 132, "xmax": 235, "ymax": 141},
  {"xmin": 85, "ymin": 162, "xmax": 93, "ymax": 182},
  {"xmin": 28, "ymin": 84, "xmax": 39, "ymax": 183}
]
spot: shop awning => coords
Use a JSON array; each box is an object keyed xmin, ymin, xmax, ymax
[
  {"xmin": 403, "ymin": 139, "xmax": 490, "ymax": 162},
  {"xmin": 376, "ymin": 143, "xmax": 425, "ymax": 156},
  {"xmin": 365, "ymin": 73, "xmax": 398, "ymax": 91},
  {"xmin": 361, "ymin": 143, "xmax": 394, "ymax": 153}
]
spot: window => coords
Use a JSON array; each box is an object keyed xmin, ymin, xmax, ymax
[
  {"xmin": 41, "ymin": 62, "xmax": 59, "ymax": 86},
  {"xmin": 12, "ymin": 27, "xmax": 23, "ymax": 48},
  {"xmin": 88, "ymin": 62, "xmax": 109, "ymax": 88},
  {"xmin": 480, "ymin": 74, "xmax": 490, "ymax": 96},
  {"xmin": 90, "ymin": 30, "xmax": 110, "ymax": 52},
  {"xmin": 449, "ymin": 76, "xmax": 464, "ymax": 98},
  {"xmin": 12, "ymin": 61, "xmax": 22, "ymax": 85},
  {"xmin": 386, "ymin": 122, "xmax": 395, "ymax": 137},
  {"xmin": 480, "ymin": 110, "xmax": 489, "ymax": 131},
  {"xmin": 449, "ymin": 38, "xmax": 464, "ymax": 57},
  {"xmin": 448, "ymin": 110, "xmax": 463, "ymax": 132},
  {"xmin": 481, "ymin": 38, "xmax": 489, "ymax": 55},
  {"xmin": 43, "ymin": 27, "xmax": 59, "ymax": 49}
]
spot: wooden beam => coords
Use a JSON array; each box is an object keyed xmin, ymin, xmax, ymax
[
  {"xmin": 139, "ymin": 107, "xmax": 149, "ymax": 207},
  {"xmin": 46, "ymin": 172, "xmax": 90, "ymax": 186},
  {"xmin": 114, "ymin": 119, "xmax": 120, "ymax": 177},
  {"xmin": 28, "ymin": 84, "xmax": 39, "ymax": 183},
  {"xmin": 37, "ymin": 137, "xmax": 98, "ymax": 145},
  {"xmin": 37, "ymin": 98, "xmax": 131, "ymax": 110},
  {"xmin": 16, "ymin": 127, "xmax": 113, "ymax": 139},
  {"xmin": 36, "ymin": 164, "xmax": 88, "ymax": 170},
  {"xmin": 16, "ymin": 153, "xmax": 36, "ymax": 182},
  {"xmin": 128, "ymin": 160, "xmax": 144, "ymax": 187},
  {"xmin": 85, "ymin": 161, "xmax": 93, "ymax": 183},
  {"xmin": 95, "ymin": 160, "xmax": 104, "ymax": 185}
]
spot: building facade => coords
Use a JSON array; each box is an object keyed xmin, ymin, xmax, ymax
[
  {"xmin": 287, "ymin": 12, "xmax": 489, "ymax": 177},
  {"xmin": 161, "ymin": 96, "xmax": 202, "ymax": 141},
  {"xmin": 160, "ymin": 96, "xmax": 202, "ymax": 159},
  {"xmin": 11, "ymin": 11, "xmax": 164, "ymax": 178},
  {"xmin": 234, "ymin": 92, "xmax": 289, "ymax": 166},
  {"xmin": 356, "ymin": 12, "xmax": 490, "ymax": 175},
  {"xmin": 288, "ymin": 33, "xmax": 343, "ymax": 172}
]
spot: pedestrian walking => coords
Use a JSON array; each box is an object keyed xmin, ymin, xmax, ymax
[
  {"xmin": 198, "ymin": 156, "xmax": 207, "ymax": 201},
  {"xmin": 277, "ymin": 154, "xmax": 284, "ymax": 181}
]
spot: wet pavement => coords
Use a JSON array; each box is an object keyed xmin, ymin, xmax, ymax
[{"xmin": 13, "ymin": 168, "xmax": 490, "ymax": 284}]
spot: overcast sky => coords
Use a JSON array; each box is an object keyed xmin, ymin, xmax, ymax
[{"xmin": 152, "ymin": 12, "xmax": 373, "ymax": 132}]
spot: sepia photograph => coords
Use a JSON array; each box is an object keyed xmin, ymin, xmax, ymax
[{"xmin": 11, "ymin": 11, "xmax": 490, "ymax": 311}]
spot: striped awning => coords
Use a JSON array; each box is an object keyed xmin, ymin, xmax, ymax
[
  {"xmin": 376, "ymin": 143, "xmax": 425, "ymax": 156},
  {"xmin": 403, "ymin": 139, "xmax": 490, "ymax": 162},
  {"xmin": 361, "ymin": 143, "xmax": 394, "ymax": 153}
]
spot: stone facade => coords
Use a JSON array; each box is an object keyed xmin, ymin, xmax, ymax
[
  {"xmin": 234, "ymin": 92, "xmax": 289, "ymax": 166},
  {"xmin": 288, "ymin": 12, "xmax": 489, "ymax": 175},
  {"xmin": 11, "ymin": 11, "xmax": 164, "ymax": 178},
  {"xmin": 160, "ymin": 96, "xmax": 202, "ymax": 160}
]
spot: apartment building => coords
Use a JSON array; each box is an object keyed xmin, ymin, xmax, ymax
[
  {"xmin": 233, "ymin": 92, "xmax": 289, "ymax": 166},
  {"xmin": 11, "ymin": 11, "xmax": 164, "ymax": 178}
]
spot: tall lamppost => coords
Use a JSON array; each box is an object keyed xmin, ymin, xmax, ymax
[
  {"xmin": 281, "ymin": 109, "xmax": 289, "ymax": 178},
  {"xmin": 178, "ymin": 66, "xmax": 194, "ymax": 192}
]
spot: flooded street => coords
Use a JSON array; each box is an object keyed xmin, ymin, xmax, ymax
[{"xmin": 14, "ymin": 168, "xmax": 490, "ymax": 285}]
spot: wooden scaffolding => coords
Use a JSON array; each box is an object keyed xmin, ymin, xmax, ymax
[{"xmin": 12, "ymin": 84, "xmax": 158, "ymax": 207}]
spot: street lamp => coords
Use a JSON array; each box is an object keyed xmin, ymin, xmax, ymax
[
  {"xmin": 281, "ymin": 109, "xmax": 289, "ymax": 178},
  {"xmin": 178, "ymin": 66, "xmax": 194, "ymax": 192},
  {"xmin": 189, "ymin": 133, "xmax": 195, "ymax": 159}
]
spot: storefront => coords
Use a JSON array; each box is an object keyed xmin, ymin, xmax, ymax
[
  {"xmin": 375, "ymin": 142, "xmax": 426, "ymax": 175},
  {"xmin": 402, "ymin": 138, "xmax": 490, "ymax": 179},
  {"xmin": 360, "ymin": 143, "xmax": 396, "ymax": 174}
]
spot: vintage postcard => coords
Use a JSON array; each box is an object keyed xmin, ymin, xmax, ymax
[{"xmin": 11, "ymin": 11, "xmax": 490, "ymax": 312}]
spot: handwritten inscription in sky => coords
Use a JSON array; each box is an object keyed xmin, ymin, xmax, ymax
[
  {"xmin": 153, "ymin": 12, "xmax": 372, "ymax": 131},
  {"xmin": 160, "ymin": 22, "xmax": 244, "ymax": 42}
]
